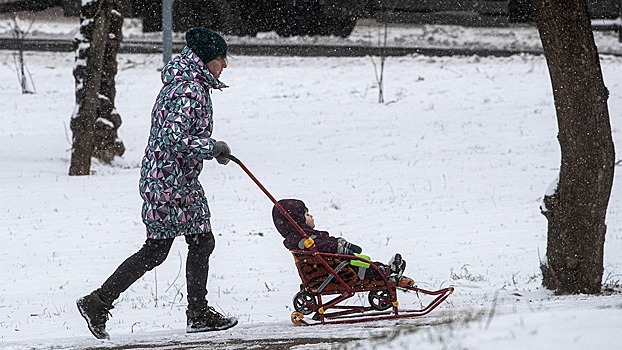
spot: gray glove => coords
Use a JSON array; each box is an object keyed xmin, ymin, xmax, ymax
[
  {"xmin": 337, "ymin": 238, "xmax": 363, "ymax": 255},
  {"xmin": 212, "ymin": 140, "xmax": 231, "ymax": 165}
]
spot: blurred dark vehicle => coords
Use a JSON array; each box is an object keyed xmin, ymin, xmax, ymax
[{"xmin": 2, "ymin": 0, "xmax": 621, "ymax": 37}]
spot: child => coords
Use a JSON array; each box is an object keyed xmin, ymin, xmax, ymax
[{"xmin": 272, "ymin": 199, "xmax": 414, "ymax": 288}]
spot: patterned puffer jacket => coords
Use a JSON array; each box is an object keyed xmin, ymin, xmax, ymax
[{"xmin": 139, "ymin": 47, "xmax": 227, "ymax": 239}]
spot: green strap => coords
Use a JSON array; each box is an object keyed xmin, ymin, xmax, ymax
[{"xmin": 350, "ymin": 253, "xmax": 371, "ymax": 269}]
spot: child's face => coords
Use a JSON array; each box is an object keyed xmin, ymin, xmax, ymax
[{"xmin": 304, "ymin": 210, "xmax": 315, "ymax": 228}]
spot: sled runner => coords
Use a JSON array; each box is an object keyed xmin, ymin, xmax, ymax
[{"xmin": 227, "ymin": 155, "xmax": 454, "ymax": 325}]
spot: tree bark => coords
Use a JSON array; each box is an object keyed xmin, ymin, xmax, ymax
[
  {"xmin": 92, "ymin": 0, "xmax": 125, "ymax": 164},
  {"xmin": 69, "ymin": 0, "xmax": 125, "ymax": 175},
  {"xmin": 531, "ymin": 0, "xmax": 615, "ymax": 294}
]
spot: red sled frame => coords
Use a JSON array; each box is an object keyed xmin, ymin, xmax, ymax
[
  {"xmin": 227, "ymin": 155, "xmax": 454, "ymax": 325},
  {"xmin": 289, "ymin": 250, "xmax": 453, "ymax": 325}
]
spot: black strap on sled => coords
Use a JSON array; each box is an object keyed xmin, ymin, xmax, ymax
[{"xmin": 315, "ymin": 260, "xmax": 350, "ymax": 293}]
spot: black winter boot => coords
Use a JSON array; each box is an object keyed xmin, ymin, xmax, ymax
[
  {"xmin": 186, "ymin": 306, "xmax": 238, "ymax": 333},
  {"xmin": 389, "ymin": 253, "xmax": 406, "ymax": 281},
  {"xmin": 76, "ymin": 292, "xmax": 113, "ymax": 339}
]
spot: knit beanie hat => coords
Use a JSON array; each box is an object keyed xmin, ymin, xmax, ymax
[{"xmin": 185, "ymin": 27, "xmax": 227, "ymax": 64}]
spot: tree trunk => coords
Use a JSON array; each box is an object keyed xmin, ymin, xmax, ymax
[
  {"xmin": 93, "ymin": 0, "xmax": 125, "ymax": 164},
  {"xmin": 69, "ymin": 0, "xmax": 124, "ymax": 175},
  {"xmin": 531, "ymin": 0, "xmax": 615, "ymax": 294}
]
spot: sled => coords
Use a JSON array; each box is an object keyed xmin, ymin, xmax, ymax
[
  {"xmin": 227, "ymin": 155, "xmax": 454, "ymax": 325},
  {"xmin": 288, "ymin": 250, "xmax": 453, "ymax": 325}
]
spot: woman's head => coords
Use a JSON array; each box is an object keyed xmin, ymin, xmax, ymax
[{"xmin": 185, "ymin": 27, "xmax": 228, "ymax": 78}]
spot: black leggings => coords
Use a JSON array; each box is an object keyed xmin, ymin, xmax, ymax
[{"xmin": 96, "ymin": 233, "xmax": 215, "ymax": 311}]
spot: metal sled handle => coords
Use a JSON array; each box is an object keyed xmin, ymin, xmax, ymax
[{"xmin": 227, "ymin": 155, "xmax": 314, "ymax": 245}]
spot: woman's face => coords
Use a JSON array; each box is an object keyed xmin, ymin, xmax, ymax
[{"xmin": 206, "ymin": 54, "xmax": 228, "ymax": 79}]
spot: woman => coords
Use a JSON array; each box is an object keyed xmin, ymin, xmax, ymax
[{"xmin": 77, "ymin": 27, "xmax": 237, "ymax": 340}]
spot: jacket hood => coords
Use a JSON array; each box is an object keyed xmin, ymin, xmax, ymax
[
  {"xmin": 272, "ymin": 199, "xmax": 308, "ymax": 238},
  {"xmin": 160, "ymin": 46, "xmax": 228, "ymax": 90}
]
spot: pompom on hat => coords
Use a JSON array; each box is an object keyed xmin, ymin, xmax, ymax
[{"xmin": 185, "ymin": 27, "xmax": 227, "ymax": 64}]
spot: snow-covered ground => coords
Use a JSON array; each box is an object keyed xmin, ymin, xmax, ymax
[{"xmin": 1, "ymin": 7, "xmax": 622, "ymax": 350}]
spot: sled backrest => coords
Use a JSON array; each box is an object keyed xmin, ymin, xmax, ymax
[{"xmin": 292, "ymin": 252, "xmax": 359, "ymax": 293}]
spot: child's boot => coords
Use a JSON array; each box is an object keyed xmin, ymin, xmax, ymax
[
  {"xmin": 389, "ymin": 253, "xmax": 406, "ymax": 279},
  {"xmin": 388, "ymin": 253, "xmax": 415, "ymax": 288}
]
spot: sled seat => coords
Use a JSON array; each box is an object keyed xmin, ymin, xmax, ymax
[{"xmin": 292, "ymin": 252, "xmax": 391, "ymax": 294}]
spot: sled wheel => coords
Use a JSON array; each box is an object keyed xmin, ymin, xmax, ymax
[
  {"xmin": 292, "ymin": 291, "xmax": 317, "ymax": 315},
  {"xmin": 368, "ymin": 290, "xmax": 392, "ymax": 311},
  {"xmin": 291, "ymin": 311, "xmax": 305, "ymax": 326}
]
